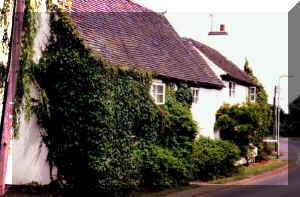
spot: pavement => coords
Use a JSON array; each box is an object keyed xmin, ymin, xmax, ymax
[{"xmin": 165, "ymin": 137, "xmax": 298, "ymax": 197}]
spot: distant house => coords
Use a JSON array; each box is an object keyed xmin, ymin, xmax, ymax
[
  {"xmin": 8, "ymin": 0, "xmax": 225, "ymax": 186},
  {"xmin": 183, "ymin": 38, "xmax": 257, "ymax": 138}
]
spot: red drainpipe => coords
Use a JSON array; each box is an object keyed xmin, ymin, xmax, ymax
[{"xmin": 0, "ymin": 0, "xmax": 25, "ymax": 196}]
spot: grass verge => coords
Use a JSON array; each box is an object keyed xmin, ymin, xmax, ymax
[{"xmin": 208, "ymin": 159, "xmax": 288, "ymax": 184}]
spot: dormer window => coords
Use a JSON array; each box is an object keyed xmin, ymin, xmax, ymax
[
  {"xmin": 150, "ymin": 80, "xmax": 165, "ymax": 104},
  {"xmin": 229, "ymin": 81, "xmax": 236, "ymax": 97},
  {"xmin": 249, "ymin": 87, "xmax": 256, "ymax": 102}
]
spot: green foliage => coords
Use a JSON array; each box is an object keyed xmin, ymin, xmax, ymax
[
  {"xmin": 13, "ymin": 0, "xmax": 43, "ymax": 137},
  {"xmin": 160, "ymin": 85, "xmax": 197, "ymax": 150},
  {"xmin": 135, "ymin": 145, "xmax": 191, "ymax": 191},
  {"xmin": 244, "ymin": 58, "xmax": 268, "ymax": 104},
  {"xmin": 29, "ymin": 9, "xmax": 165, "ymax": 197},
  {"xmin": 175, "ymin": 83, "xmax": 193, "ymax": 108},
  {"xmin": 134, "ymin": 84, "xmax": 196, "ymax": 190},
  {"xmin": 0, "ymin": 61, "xmax": 7, "ymax": 88},
  {"xmin": 0, "ymin": 0, "xmax": 14, "ymax": 56},
  {"xmin": 215, "ymin": 103, "xmax": 266, "ymax": 162},
  {"xmin": 159, "ymin": 85, "xmax": 197, "ymax": 175},
  {"xmin": 192, "ymin": 136, "xmax": 241, "ymax": 181},
  {"xmin": 284, "ymin": 95, "xmax": 300, "ymax": 136},
  {"xmin": 17, "ymin": 3, "xmax": 197, "ymax": 196},
  {"xmin": 244, "ymin": 58, "xmax": 273, "ymax": 137},
  {"xmin": 255, "ymin": 142, "xmax": 271, "ymax": 162}
]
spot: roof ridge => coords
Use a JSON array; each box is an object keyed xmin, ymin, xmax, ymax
[
  {"xmin": 70, "ymin": 1, "xmax": 226, "ymax": 88},
  {"xmin": 189, "ymin": 38, "xmax": 256, "ymax": 86}
]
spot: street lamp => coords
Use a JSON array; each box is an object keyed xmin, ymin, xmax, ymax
[{"xmin": 276, "ymin": 74, "xmax": 293, "ymax": 159}]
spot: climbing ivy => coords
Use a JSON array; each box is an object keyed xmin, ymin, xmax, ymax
[
  {"xmin": 0, "ymin": 62, "xmax": 7, "ymax": 89},
  {"xmin": 15, "ymin": 2, "xmax": 198, "ymax": 196},
  {"xmin": 29, "ymin": 6, "xmax": 165, "ymax": 196},
  {"xmin": 13, "ymin": 0, "xmax": 43, "ymax": 137},
  {"xmin": 0, "ymin": 0, "xmax": 14, "ymax": 61}
]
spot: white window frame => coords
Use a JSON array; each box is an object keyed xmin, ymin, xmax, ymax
[
  {"xmin": 229, "ymin": 81, "xmax": 236, "ymax": 97},
  {"xmin": 150, "ymin": 80, "xmax": 165, "ymax": 105},
  {"xmin": 249, "ymin": 87, "xmax": 256, "ymax": 102},
  {"xmin": 191, "ymin": 87, "xmax": 200, "ymax": 104}
]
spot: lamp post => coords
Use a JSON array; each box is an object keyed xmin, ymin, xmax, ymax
[{"xmin": 276, "ymin": 74, "xmax": 293, "ymax": 159}]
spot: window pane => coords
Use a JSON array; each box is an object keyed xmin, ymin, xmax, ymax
[
  {"xmin": 152, "ymin": 85, "xmax": 157, "ymax": 94},
  {"xmin": 157, "ymin": 85, "xmax": 164, "ymax": 94},
  {"xmin": 194, "ymin": 96, "xmax": 198, "ymax": 104},
  {"xmin": 158, "ymin": 94, "xmax": 164, "ymax": 103}
]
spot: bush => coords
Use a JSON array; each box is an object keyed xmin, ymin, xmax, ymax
[
  {"xmin": 192, "ymin": 137, "xmax": 241, "ymax": 181},
  {"xmin": 160, "ymin": 85, "xmax": 197, "ymax": 153},
  {"xmin": 215, "ymin": 103, "xmax": 268, "ymax": 162},
  {"xmin": 135, "ymin": 145, "xmax": 191, "ymax": 191},
  {"xmin": 134, "ymin": 85, "xmax": 197, "ymax": 191},
  {"xmin": 256, "ymin": 142, "xmax": 271, "ymax": 162}
]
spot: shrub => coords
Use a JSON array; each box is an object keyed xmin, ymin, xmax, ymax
[
  {"xmin": 192, "ymin": 137, "xmax": 241, "ymax": 181},
  {"xmin": 256, "ymin": 142, "xmax": 272, "ymax": 162},
  {"xmin": 215, "ymin": 103, "xmax": 268, "ymax": 163},
  {"xmin": 159, "ymin": 85, "xmax": 197, "ymax": 153},
  {"xmin": 135, "ymin": 145, "xmax": 191, "ymax": 191}
]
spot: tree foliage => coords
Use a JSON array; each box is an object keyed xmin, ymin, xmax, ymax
[
  {"xmin": 244, "ymin": 58, "xmax": 273, "ymax": 136},
  {"xmin": 283, "ymin": 95, "xmax": 300, "ymax": 136},
  {"xmin": 215, "ymin": 103, "xmax": 266, "ymax": 162}
]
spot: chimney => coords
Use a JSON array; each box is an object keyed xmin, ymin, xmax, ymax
[{"xmin": 220, "ymin": 24, "xmax": 225, "ymax": 32}]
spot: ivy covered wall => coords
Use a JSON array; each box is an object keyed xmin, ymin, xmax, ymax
[
  {"xmin": 0, "ymin": 0, "xmax": 14, "ymax": 66},
  {"xmin": 0, "ymin": 0, "xmax": 14, "ymax": 138},
  {"xmin": 12, "ymin": 1, "xmax": 198, "ymax": 196}
]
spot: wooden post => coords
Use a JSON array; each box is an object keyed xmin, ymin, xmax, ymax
[{"xmin": 0, "ymin": 0, "xmax": 25, "ymax": 196}]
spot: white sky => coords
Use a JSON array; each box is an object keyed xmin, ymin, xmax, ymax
[{"xmin": 135, "ymin": 0, "xmax": 294, "ymax": 112}]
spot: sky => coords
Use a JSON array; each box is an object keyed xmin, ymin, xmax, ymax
[{"xmin": 135, "ymin": 0, "xmax": 294, "ymax": 112}]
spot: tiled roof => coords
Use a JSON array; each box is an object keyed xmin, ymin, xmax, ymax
[
  {"xmin": 189, "ymin": 38, "xmax": 257, "ymax": 86},
  {"xmin": 69, "ymin": 0, "xmax": 224, "ymax": 88}
]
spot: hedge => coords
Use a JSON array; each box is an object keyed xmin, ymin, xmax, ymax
[{"xmin": 192, "ymin": 136, "xmax": 241, "ymax": 181}]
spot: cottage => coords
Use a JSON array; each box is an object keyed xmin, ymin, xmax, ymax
[
  {"xmin": 184, "ymin": 38, "xmax": 257, "ymax": 138},
  {"xmin": 2, "ymin": 0, "xmax": 226, "ymax": 186}
]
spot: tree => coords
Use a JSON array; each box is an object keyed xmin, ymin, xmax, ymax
[
  {"xmin": 286, "ymin": 95, "xmax": 300, "ymax": 136},
  {"xmin": 244, "ymin": 58, "xmax": 273, "ymax": 136},
  {"xmin": 244, "ymin": 57, "xmax": 268, "ymax": 104}
]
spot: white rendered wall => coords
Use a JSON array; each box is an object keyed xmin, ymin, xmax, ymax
[
  {"xmin": 191, "ymin": 88, "xmax": 223, "ymax": 139},
  {"xmin": 191, "ymin": 84, "xmax": 248, "ymax": 139},
  {"xmin": 12, "ymin": 106, "xmax": 53, "ymax": 185},
  {"xmin": 191, "ymin": 47, "xmax": 249, "ymax": 139},
  {"xmin": 11, "ymin": 0, "xmax": 54, "ymax": 185}
]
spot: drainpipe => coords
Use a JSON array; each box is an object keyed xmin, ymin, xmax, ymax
[{"xmin": 0, "ymin": 0, "xmax": 25, "ymax": 196}]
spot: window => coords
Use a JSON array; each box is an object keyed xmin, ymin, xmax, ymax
[
  {"xmin": 249, "ymin": 87, "xmax": 256, "ymax": 102},
  {"xmin": 151, "ymin": 80, "xmax": 165, "ymax": 104},
  {"xmin": 229, "ymin": 81, "xmax": 236, "ymax": 97},
  {"xmin": 191, "ymin": 88, "xmax": 200, "ymax": 104}
]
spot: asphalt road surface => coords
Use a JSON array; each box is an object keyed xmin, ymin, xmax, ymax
[{"xmin": 199, "ymin": 138, "xmax": 300, "ymax": 197}]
